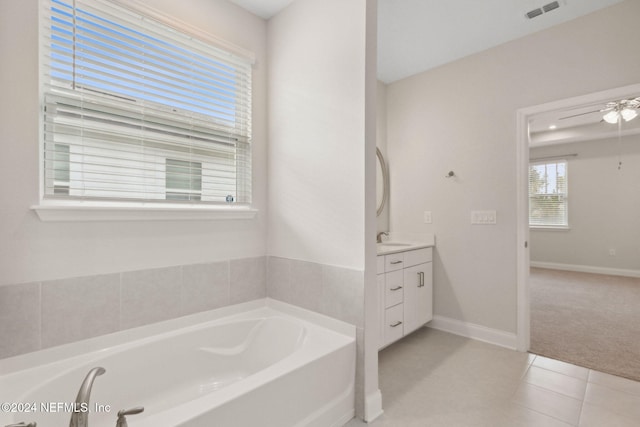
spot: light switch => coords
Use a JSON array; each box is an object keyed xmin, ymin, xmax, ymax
[
  {"xmin": 471, "ymin": 210, "xmax": 497, "ymax": 225},
  {"xmin": 423, "ymin": 211, "xmax": 432, "ymax": 224}
]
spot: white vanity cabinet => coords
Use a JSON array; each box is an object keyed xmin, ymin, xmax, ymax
[{"xmin": 377, "ymin": 247, "xmax": 433, "ymax": 349}]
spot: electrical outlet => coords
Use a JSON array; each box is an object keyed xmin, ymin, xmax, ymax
[
  {"xmin": 423, "ymin": 211, "xmax": 432, "ymax": 224},
  {"xmin": 471, "ymin": 210, "xmax": 497, "ymax": 225},
  {"xmin": 609, "ymin": 249, "xmax": 616, "ymax": 256}
]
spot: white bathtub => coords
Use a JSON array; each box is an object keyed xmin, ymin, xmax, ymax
[{"xmin": 0, "ymin": 299, "xmax": 356, "ymax": 427}]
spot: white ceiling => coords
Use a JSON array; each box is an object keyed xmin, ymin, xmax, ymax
[{"xmin": 228, "ymin": 0, "xmax": 624, "ymax": 83}]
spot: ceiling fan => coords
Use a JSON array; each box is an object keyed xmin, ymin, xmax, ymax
[{"xmin": 559, "ymin": 97, "xmax": 640, "ymax": 124}]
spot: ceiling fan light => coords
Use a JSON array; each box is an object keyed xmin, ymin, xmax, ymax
[
  {"xmin": 621, "ymin": 108, "xmax": 638, "ymax": 122},
  {"xmin": 603, "ymin": 110, "xmax": 619, "ymax": 124}
]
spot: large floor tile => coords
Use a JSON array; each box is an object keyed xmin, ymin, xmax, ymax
[
  {"xmin": 533, "ymin": 355, "xmax": 590, "ymax": 380},
  {"xmin": 523, "ymin": 365, "xmax": 587, "ymax": 400},
  {"xmin": 584, "ymin": 382, "xmax": 640, "ymax": 420},
  {"xmin": 512, "ymin": 383, "xmax": 582, "ymax": 425},
  {"xmin": 579, "ymin": 402, "xmax": 639, "ymax": 427},
  {"xmin": 588, "ymin": 369, "xmax": 640, "ymax": 397}
]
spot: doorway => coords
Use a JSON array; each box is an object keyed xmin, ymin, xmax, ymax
[{"xmin": 516, "ymin": 83, "xmax": 640, "ymax": 354}]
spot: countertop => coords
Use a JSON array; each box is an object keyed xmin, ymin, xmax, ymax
[{"xmin": 376, "ymin": 240, "xmax": 434, "ymax": 256}]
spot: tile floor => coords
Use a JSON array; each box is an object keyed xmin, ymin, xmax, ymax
[{"xmin": 345, "ymin": 327, "xmax": 640, "ymax": 426}]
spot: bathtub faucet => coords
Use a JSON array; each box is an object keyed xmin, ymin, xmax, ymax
[{"xmin": 69, "ymin": 366, "xmax": 106, "ymax": 427}]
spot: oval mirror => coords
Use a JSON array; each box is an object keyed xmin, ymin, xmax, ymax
[{"xmin": 376, "ymin": 148, "xmax": 388, "ymax": 216}]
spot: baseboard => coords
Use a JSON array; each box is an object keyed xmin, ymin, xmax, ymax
[
  {"xmin": 364, "ymin": 389, "xmax": 383, "ymax": 423},
  {"xmin": 428, "ymin": 315, "xmax": 518, "ymax": 350},
  {"xmin": 530, "ymin": 261, "xmax": 640, "ymax": 278}
]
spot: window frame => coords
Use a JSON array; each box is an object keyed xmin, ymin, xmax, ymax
[
  {"xmin": 33, "ymin": 0, "xmax": 257, "ymax": 221},
  {"xmin": 528, "ymin": 159, "xmax": 569, "ymax": 230}
]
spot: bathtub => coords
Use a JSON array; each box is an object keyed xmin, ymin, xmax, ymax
[{"xmin": 0, "ymin": 299, "xmax": 356, "ymax": 427}]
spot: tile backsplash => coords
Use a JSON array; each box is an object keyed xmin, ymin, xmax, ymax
[
  {"xmin": 0, "ymin": 257, "xmax": 266, "ymax": 360},
  {"xmin": 0, "ymin": 256, "xmax": 362, "ymax": 360}
]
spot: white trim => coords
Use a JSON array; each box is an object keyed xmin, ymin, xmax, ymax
[
  {"xmin": 31, "ymin": 202, "xmax": 258, "ymax": 222},
  {"xmin": 364, "ymin": 389, "xmax": 384, "ymax": 423},
  {"xmin": 530, "ymin": 226, "xmax": 570, "ymax": 231},
  {"xmin": 515, "ymin": 83, "xmax": 640, "ymax": 354},
  {"xmin": 531, "ymin": 261, "xmax": 640, "ymax": 278},
  {"xmin": 428, "ymin": 315, "xmax": 518, "ymax": 350},
  {"xmin": 516, "ymin": 107, "xmax": 531, "ymax": 353}
]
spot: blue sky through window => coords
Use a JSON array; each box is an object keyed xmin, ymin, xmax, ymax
[{"xmin": 50, "ymin": 0, "xmax": 243, "ymax": 125}]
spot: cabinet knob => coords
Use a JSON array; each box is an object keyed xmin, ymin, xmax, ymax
[
  {"xmin": 390, "ymin": 321, "xmax": 403, "ymax": 328},
  {"xmin": 390, "ymin": 286, "xmax": 403, "ymax": 291},
  {"xmin": 390, "ymin": 260, "xmax": 403, "ymax": 265},
  {"xmin": 417, "ymin": 271, "xmax": 425, "ymax": 287}
]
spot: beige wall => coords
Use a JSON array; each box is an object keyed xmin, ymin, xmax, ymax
[
  {"xmin": 386, "ymin": 0, "xmax": 640, "ymax": 333},
  {"xmin": 530, "ymin": 134, "xmax": 640, "ymax": 274},
  {"xmin": 0, "ymin": 0, "xmax": 268, "ymax": 286}
]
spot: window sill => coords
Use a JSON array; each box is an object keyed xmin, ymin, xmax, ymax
[
  {"xmin": 31, "ymin": 202, "xmax": 258, "ymax": 222},
  {"xmin": 530, "ymin": 226, "xmax": 570, "ymax": 231}
]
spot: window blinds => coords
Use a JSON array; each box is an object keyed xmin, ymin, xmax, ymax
[
  {"xmin": 41, "ymin": 0, "xmax": 252, "ymax": 204},
  {"xmin": 528, "ymin": 160, "xmax": 568, "ymax": 227}
]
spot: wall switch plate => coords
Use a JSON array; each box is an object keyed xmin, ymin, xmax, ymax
[
  {"xmin": 423, "ymin": 211, "xmax": 432, "ymax": 224},
  {"xmin": 471, "ymin": 210, "xmax": 497, "ymax": 225}
]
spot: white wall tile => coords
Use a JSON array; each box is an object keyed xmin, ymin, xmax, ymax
[
  {"xmin": 41, "ymin": 274, "xmax": 119, "ymax": 348},
  {"xmin": 121, "ymin": 266, "xmax": 182, "ymax": 329},
  {"xmin": 181, "ymin": 261, "xmax": 229, "ymax": 315},
  {"xmin": 229, "ymin": 257, "xmax": 266, "ymax": 304},
  {"xmin": 0, "ymin": 283, "xmax": 40, "ymax": 358}
]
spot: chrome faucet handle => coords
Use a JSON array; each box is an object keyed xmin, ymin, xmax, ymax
[
  {"xmin": 5, "ymin": 422, "xmax": 37, "ymax": 427},
  {"xmin": 376, "ymin": 231, "xmax": 389, "ymax": 243},
  {"xmin": 115, "ymin": 407, "xmax": 144, "ymax": 427}
]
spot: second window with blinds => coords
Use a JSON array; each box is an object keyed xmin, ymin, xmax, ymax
[{"xmin": 529, "ymin": 159, "xmax": 569, "ymax": 228}]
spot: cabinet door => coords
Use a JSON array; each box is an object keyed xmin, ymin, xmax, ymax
[{"xmin": 403, "ymin": 262, "xmax": 433, "ymax": 335}]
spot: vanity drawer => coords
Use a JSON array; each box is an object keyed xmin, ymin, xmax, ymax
[
  {"xmin": 384, "ymin": 304, "xmax": 404, "ymax": 345},
  {"xmin": 384, "ymin": 252, "xmax": 405, "ymax": 272},
  {"xmin": 403, "ymin": 247, "xmax": 432, "ymax": 268},
  {"xmin": 384, "ymin": 270, "xmax": 403, "ymax": 308}
]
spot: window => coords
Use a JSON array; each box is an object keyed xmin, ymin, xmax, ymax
[
  {"xmin": 529, "ymin": 160, "xmax": 568, "ymax": 228},
  {"xmin": 41, "ymin": 0, "xmax": 252, "ymax": 206},
  {"xmin": 166, "ymin": 159, "xmax": 202, "ymax": 201}
]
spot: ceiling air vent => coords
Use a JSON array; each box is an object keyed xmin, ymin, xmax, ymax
[
  {"xmin": 526, "ymin": 8, "xmax": 543, "ymax": 19},
  {"xmin": 525, "ymin": 1, "xmax": 561, "ymax": 19}
]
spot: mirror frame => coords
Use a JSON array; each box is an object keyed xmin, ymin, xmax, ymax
[{"xmin": 376, "ymin": 147, "xmax": 388, "ymax": 216}]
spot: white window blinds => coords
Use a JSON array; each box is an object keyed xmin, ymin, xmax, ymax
[
  {"xmin": 529, "ymin": 160, "xmax": 568, "ymax": 227},
  {"xmin": 41, "ymin": 0, "xmax": 252, "ymax": 204}
]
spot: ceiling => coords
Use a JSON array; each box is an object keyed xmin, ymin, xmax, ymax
[
  {"xmin": 228, "ymin": 0, "xmax": 624, "ymax": 83},
  {"xmin": 529, "ymin": 96, "xmax": 640, "ymax": 147},
  {"xmin": 229, "ymin": 0, "xmax": 634, "ymax": 146}
]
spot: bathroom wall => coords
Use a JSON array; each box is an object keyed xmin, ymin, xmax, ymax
[
  {"xmin": 530, "ymin": 134, "xmax": 640, "ymax": 275},
  {"xmin": 266, "ymin": 0, "xmax": 377, "ymax": 419},
  {"xmin": 267, "ymin": 0, "xmax": 369, "ymax": 271},
  {"xmin": 0, "ymin": 0, "xmax": 268, "ymax": 287},
  {"xmin": 385, "ymin": 0, "xmax": 640, "ymax": 335}
]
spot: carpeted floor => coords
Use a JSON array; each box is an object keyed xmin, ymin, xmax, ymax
[{"xmin": 530, "ymin": 267, "xmax": 640, "ymax": 382}]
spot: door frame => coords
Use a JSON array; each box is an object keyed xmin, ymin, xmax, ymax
[{"xmin": 515, "ymin": 83, "xmax": 640, "ymax": 352}]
